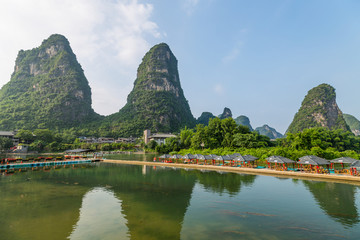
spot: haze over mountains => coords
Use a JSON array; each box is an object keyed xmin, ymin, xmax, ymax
[{"xmin": 0, "ymin": 34, "xmax": 355, "ymax": 138}]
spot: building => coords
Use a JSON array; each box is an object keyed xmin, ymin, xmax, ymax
[
  {"xmin": 115, "ymin": 137, "xmax": 137, "ymax": 144},
  {"xmin": 0, "ymin": 131, "xmax": 19, "ymax": 146},
  {"xmin": 97, "ymin": 137, "xmax": 115, "ymax": 143},
  {"xmin": 79, "ymin": 137, "xmax": 137, "ymax": 144},
  {"xmin": 144, "ymin": 129, "xmax": 177, "ymax": 145}
]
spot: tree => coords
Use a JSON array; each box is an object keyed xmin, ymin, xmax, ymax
[
  {"xmin": 180, "ymin": 127, "xmax": 194, "ymax": 149},
  {"xmin": 284, "ymin": 127, "xmax": 360, "ymax": 152},
  {"xmin": 207, "ymin": 118, "xmax": 223, "ymax": 147},
  {"xmin": 33, "ymin": 129, "xmax": 54, "ymax": 144},
  {"xmin": 220, "ymin": 118, "xmax": 239, "ymax": 147},
  {"xmin": 0, "ymin": 137, "xmax": 13, "ymax": 151},
  {"xmin": 15, "ymin": 129, "xmax": 34, "ymax": 143},
  {"xmin": 165, "ymin": 137, "xmax": 181, "ymax": 152},
  {"xmin": 57, "ymin": 128, "xmax": 78, "ymax": 143},
  {"xmin": 147, "ymin": 140, "xmax": 158, "ymax": 150},
  {"xmin": 30, "ymin": 140, "xmax": 46, "ymax": 152},
  {"xmin": 232, "ymin": 132, "xmax": 271, "ymax": 148},
  {"xmin": 191, "ymin": 124, "xmax": 208, "ymax": 149},
  {"xmin": 238, "ymin": 125, "xmax": 251, "ymax": 134}
]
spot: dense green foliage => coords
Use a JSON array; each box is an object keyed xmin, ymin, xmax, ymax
[
  {"xmin": 255, "ymin": 124, "xmax": 283, "ymax": 139},
  {"xmin": 179, "ymin": 126, "xmax": 194, "ymax": 148},
  {"xmin": 12, "ymin": 128, "xmax": 136, "ymax": 152},
  {"xmin": 284, "ymin": 127, "xmax": 360, "ymax": 152},
  {"xmin": 191, "ymin": 118, "xmax": 271, "ymax": 149},
  {"xmin": 343, "ymin": 114, "xmax": 360, "ymax": 134},
  {"xmin": 0, "ymin": 137, "xmax": 13, "ymax": 151},
  {"xmin": 0, "ymin": 34, "xmax": 102, "ymax": 130},
  {"xmin": 15, "ymin": 129, "xmax": 34, "ymax": 143},
  {"xmin": 176, "ymin": 127, "xmax": 360, "ymax": 161},
  {"xmin": 234, "ymin": 115, "xmax": 253, "ymax": 131},
  {"xmin": 102, "ymin": 43, "xmax": 195, "ymax": 137},
  {"xmin": 148, "ymin": 117, "xmax": 272, "ymax": 153},
  {"xmin": 145, "ymin": 116, "xmax": 360, "ymax": 161},
  {"xmin": 287, "ymin": 83, "xmax": 350, "ymax": 133}
]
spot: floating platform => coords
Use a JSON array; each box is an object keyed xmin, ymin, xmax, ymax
[{"xmin": 0, "ymin": 159, "xmax": 101, "ymax": 170}]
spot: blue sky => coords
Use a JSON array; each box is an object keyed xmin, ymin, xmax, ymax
[{"xmin": 0, "ymin": 0, "xmax": 359, "ymax": 134}]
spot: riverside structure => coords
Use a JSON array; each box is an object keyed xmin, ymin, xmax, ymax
[{"xmin": 104, "ymin": 153, "xmax": 360, "ymax": 185}]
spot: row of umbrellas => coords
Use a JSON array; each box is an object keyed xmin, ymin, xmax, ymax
[
  {"xmin": 159, "ymin": 154, "xmax": 360, "ymax": 169},
  {"xmin": 263, "ymin": 155, "xmax": 360, "ymax": 169},
  {"xmin": 158, "ymin": 153, "xmax": 259, "ymax": 162}
]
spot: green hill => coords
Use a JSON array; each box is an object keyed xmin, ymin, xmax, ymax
[
  {"xmin": 343, "ymin": 114, "xmax": 360, "ymax": 136},
  {"xmin": 197, "ymin": 112, "xmax": 216, "ymax": 125},
  {"xmin": 234, "ymin": 115, "xmax": 253, "ymax": 131},
  {"xmin": 286, "ymin": 83, "xmax": 350, "ymax": 133},
  {"xmin": 218, "ymin": 107, "xmax": 232, "ymax": 119},
  {"xmin": 0, "ymin": 34, "xmax": 101, "ymax": 130},
  {"xmin": 255, "ymin": 124, "xmax": 283, "ymax": 139},
  {"xmin": 103, "ymin": 43, "xmax": 196, "ymax": 137}
]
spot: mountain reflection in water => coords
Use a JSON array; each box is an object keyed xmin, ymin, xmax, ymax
[
  {"xmin": 303, "ymin": 180, "xmax": 359, "ymax": 227},
  {"xmin": 0, "ymin": 163, "xmax": 359, "ymax": 239},
  {"xmin": 69, "ymin": 187, "xmax": 128, "ymax": 240}
]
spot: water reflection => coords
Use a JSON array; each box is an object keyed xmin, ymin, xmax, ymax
[
  {"xmin": 1, "ymin": 163, "xmax": 360, "ymax": 239},
  {"xmin": 195, "ymin": 171, "xmax": 257, "ymax": 195},
  {"xmin": 111, "ymin": 166, "xmax": 197, "ymax": 240},
  {"xmin": 303, "ymin": 180, "xmax": 360, "ymax": 227},
  {"xmin": 1, "ymin": 163, "xmax": 198, "ymax": 240},
  {"xmin": 102, "ymin": 153, "xmax": 157, "ymax": 161},
  {"xmin": 69, "ymin": 187, "xmax": 128, "ymax": 240},
  {"xmin": 0, "ymin": 172, "xmax": 89, "ymax": 240}
]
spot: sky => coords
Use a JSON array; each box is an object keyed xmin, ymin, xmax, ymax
[{"xmin": 0, "ymin": 0, "xmax": 360, "ymax": 134}]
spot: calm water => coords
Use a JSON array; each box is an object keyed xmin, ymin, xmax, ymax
[
  {"xmin": 1, "ymin": 161, "xmax": 360, "ymax": 240},
  {"xmin": 102, "ymin": 153, "xmax": 157, "ymax": 161}
]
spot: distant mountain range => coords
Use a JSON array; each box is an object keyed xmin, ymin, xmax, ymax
[
  {"xmin": 343, "ymin": 114, "xmax": 360, "ymax": 136},
  {"xmin": 255, "ymin": 125, "xmax": 283, "ymax": 139},
  {"xmin": 196, "ymin": 108, "xmax": 283, "ymax": 139},
  {"xmin": 0, "ymin": 34, "xmax": 355, "ymax": 138},
  {"xmin": 234, "ymin": 115, "xmax": 253, "ymax": 131}
]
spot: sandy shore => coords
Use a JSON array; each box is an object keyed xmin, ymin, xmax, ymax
[{"xmin": 103, "ymin": 159, "xmax": 360, "ymax": 186}]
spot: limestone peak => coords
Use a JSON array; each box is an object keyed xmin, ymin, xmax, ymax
[{"xmin": 286, "ymin": 83, "xmax": 350, "ymax": 133}]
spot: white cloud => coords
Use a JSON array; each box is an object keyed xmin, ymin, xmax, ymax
[
  {"xmin": 183, "ymin": 0, "xmax": 200, "ymax": 15},
  {"xmin": 213, "ymin": 83, "xmax": 225, "ymax": 96},
  {"xmin": 0, "ymin": 0, "xmax": 163, "ymax": 115},
  {"xmin": 222, "ymin": 41, "xmax": 243, "ymax": 64}
]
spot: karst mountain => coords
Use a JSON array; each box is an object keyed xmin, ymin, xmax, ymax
[
  {"xmin": 104, "ymin": 43, "xmax": 196, "ymax": 137},
  {"xmin": 286, "ymin": 83, "xmax": 350, "ymax": 133},
  {"xmin": 0, "ymin": 34, "xmax": 101, "ymax": 130}
]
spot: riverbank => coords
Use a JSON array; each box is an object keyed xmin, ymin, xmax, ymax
[{"xmin": 103, "ymin": 159, "xmax": 360, "ymax": 186}]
